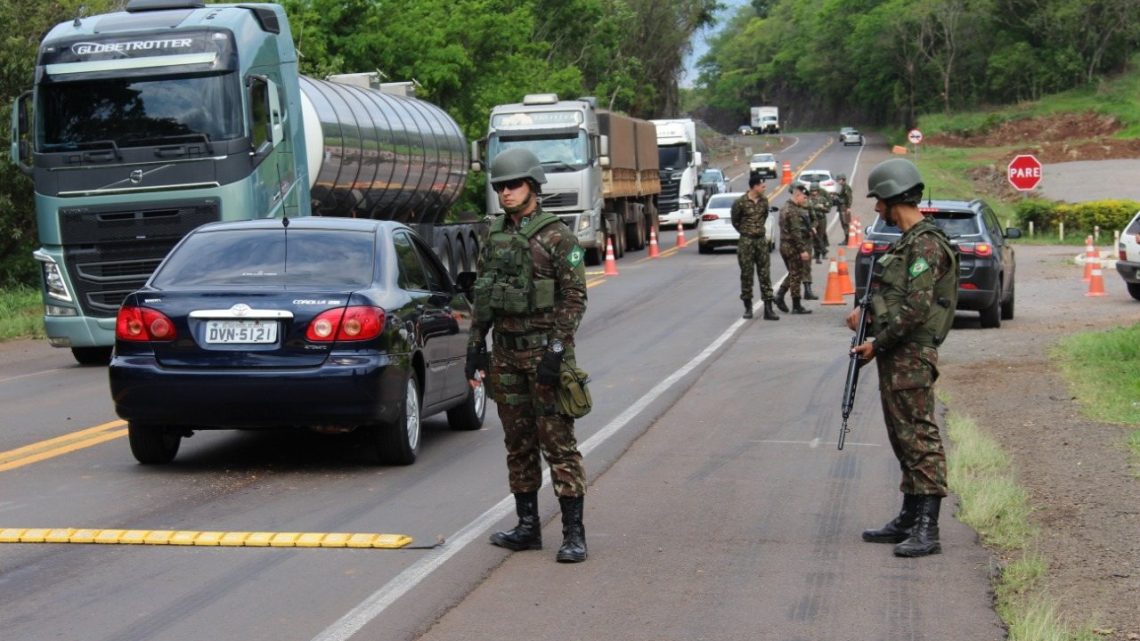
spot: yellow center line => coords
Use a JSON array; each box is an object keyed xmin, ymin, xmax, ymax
[
  {"xmin": 0, "ymin": 527, "xmax": 415, "ymax": 549},
  {"xmin": 0, "ymin": 420, "xmax": 127, "ymax": 472}
]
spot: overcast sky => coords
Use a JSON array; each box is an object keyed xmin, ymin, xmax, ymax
[{"xmin": 680, "ymin": 0, "xmax": 748, "ymax": 88}]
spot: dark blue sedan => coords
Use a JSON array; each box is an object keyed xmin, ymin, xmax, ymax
[{"xmin": 109, "ymin": 217, "xmax": 485, "ymax": 465}]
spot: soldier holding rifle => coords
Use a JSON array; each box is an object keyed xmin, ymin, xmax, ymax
[{"xmin": 844, "ymin": 158, "xmax": 958, "ymax": 558}]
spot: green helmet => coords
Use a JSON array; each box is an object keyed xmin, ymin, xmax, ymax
[
  {"xmin": 809, "ymin": 180, "xmax": 821, "ymax": 192},
  {"xmin": 866, "ymin": 158, "xmax": 924, "ymax": 201},
  {"xmin": 489, "ymin": 148, "xmax": 546, "ymax": 185},
  {"xmin": 837, "ymin": 173, "xmax": 847, "ymax": 181}
]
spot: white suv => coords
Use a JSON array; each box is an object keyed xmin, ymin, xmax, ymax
[
  {"xmin": 749, "ymin": 153, "xmax": 778, "ymax": 179},
  {"xmin": 1116, "ymin": 210, "xmax": 1140, "ymax": 300}
]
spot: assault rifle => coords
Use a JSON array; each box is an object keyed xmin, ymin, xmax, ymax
[{"xmin": 839, "ymin": 265, "xmax": 877, "ymax": 450}]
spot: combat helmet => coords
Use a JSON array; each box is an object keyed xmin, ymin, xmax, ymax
[
  {"xmin": 866, "ymin": 158, "xmax": 924, "ymax": 202},
  {"xmin": 489, "ymin": 148, "xmax": 547, "ymax": 186}
]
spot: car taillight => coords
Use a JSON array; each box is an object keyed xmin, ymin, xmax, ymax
[
  {"xmin": 1121, "ymin": 244, "xmax": 1128, "ymax": 261},
  {"xmin": 701, "ymin": 213, "xmax": 719, "ymax": 221},
  {"xmin": 116, "ymin": 306, "xmax": 177, "ymax": 342},
  {"xmin": 860, "ymin": 241, "xmax": 876, "ymax": 255},
  {"xmin": 974, "ymin": 243, "xmax": 993, "ymax": 257},
  {"xmin": 306, "ymin": 306, "xmax": 385, "ymax": 342},
  {"xmin": 961, "ymin": 283, "xmax": 978, "ymax": 290}
]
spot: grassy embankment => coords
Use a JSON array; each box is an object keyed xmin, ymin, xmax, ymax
[
  {"xmin": 921, "ymin": 64, "xmax": 1140, "ymax": 640},
  {"xmin": 0, "ymin": 287, "xmax": 44, "ymax": 342}
]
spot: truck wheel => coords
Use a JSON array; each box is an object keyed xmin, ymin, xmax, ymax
[
  {"xmin": 447, "ymin": 380, "xmax": 486, "ymax": 431},
  {"xmin": 128, "ymin": 422, "xmax": 182, "ymax": 464},
  {"xmin": 375, "ymin": 372, "xmax": 421, "ymax": 465},
  {"xmin": 72, "ymin": 346, "xmax": 112, "ymax": 366},
  {"xmin": 1128, "ymin": 282, "xmax": 1140, "ymax": 301},
  {"xmin": 585, "ymin": 247, "xmax": 601, "ymax": 266}
]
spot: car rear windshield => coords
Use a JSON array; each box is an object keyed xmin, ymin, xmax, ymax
[
  {"xmin": 752, "ymin": 154, "xmax": 773, "ymax": 162},
  {"xmin": 153, "ymin": 228, "xmax": 375, "ymax": 289},
  {"xmin": 707, "ymin": 195, "xmax": 738, "ymax": 209},
  {"xmin": 873, "ymin": 211, "xmax": 982, "ymax": 237}
]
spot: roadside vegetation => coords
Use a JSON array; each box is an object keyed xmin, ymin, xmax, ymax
[
  {"xmin": 946, "ymin": 323, "xmax": 1140, "ymax": 639},
  {"xmin": 0, "ymin": 286, "xmax": 43, "ymax": 341}
]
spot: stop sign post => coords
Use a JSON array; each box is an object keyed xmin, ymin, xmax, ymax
[{"xmin": 1007, "ymin": 154, "xmax": 1042, "ymax": 191}]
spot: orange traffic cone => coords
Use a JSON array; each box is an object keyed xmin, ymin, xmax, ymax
[
  {"xmin": 846, "ymin": 220, "xmax": 859, "ymax": 248},
  {"xmin": 837, "ymin": 247, "xmax": 855, "ymax": 295},
  {"xmin": 821, "ymin": 258, "xmax": 845, "ymax": 305},
  {"xmin": 603, "ymin": 235, "xmax": 619, "ymax": 276},
  {"xmin": 855, "ymin": 220, "xmax": 864, "ymax": 245},
  {"xmin": 1086, "ymin": 254, "xmax": 1107, "ymax": 297},
  {"xmin": 1082, "ymin": 238, "xmax": 1096, "ymax": 282},
  {"xmin": 676, "ymin": 220, "xmax": 687, "ymax": 248},
  {"xmin": 648, "ymin": 225, "xmax": 661, "ymax": 258}
]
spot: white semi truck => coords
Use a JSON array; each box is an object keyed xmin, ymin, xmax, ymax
[{"xmin": 651, "ymin": 118, "xmax": 703, "ymax": 227}]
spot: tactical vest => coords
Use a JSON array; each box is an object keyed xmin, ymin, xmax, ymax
[
  {"xmin": 871, "ymin": 224, "xmax": 959, "ymax": 347},
  {"xmin": 473, "ymin": 211, "xmax": 561, "ymax": 324}
]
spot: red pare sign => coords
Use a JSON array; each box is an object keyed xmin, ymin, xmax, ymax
[{"xmin": 1007, "ymin": 154, "xmax": 1042, "ymax": 191}]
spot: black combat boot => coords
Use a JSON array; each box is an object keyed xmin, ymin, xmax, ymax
[
  {"xmin": 802, "ymin": 283, "xmax": 819, "ymax": 300},
  {"xmin": 742, "ymin": 298, "xmax": 753, "ymax": 319},
  {"xmin": 490, "ymin": 491, "xmax": 542, "ymax": 551},
  {"xmin": 862, "ymin": 494, "xmax": 921, "ymax": 543},
  {"xmin": 774, "ymin": 286, "xmax": 789, "ymax": 313},
  {"xmin": 762, "ymin": 300, "xmax": 779, "ymax": 320},
  {"xmin": 556, "ymin": 495, "xmax": 587, "ymax": 563},
  {"xmin": 791, "ymin": 297, "xmax": 812, "ymax": 314},
  {"xmin": 894, "ymin": 495, "xmax": 942, "ymax": 557}
]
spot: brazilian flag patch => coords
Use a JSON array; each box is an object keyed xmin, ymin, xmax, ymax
[
  {"xmin": 567, "ymin": 246, "xmax": 584, "ymax": 268},
  {"xmin": 909, "ymin": 257, "xmax": 930, "ymax": 278}
]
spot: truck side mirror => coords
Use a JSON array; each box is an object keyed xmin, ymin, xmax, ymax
[
  {"xmin": 470, "ymin": 140, "xmax": 483, "ymax": 172},
  {"xmin": 599, "ymin": 134, "xmax": 610, "ymax": 168},
  {"xmin": 693, "ymin": 151, "xmax": 702, "ymax": 167},
  {"xmin": 11, "ymin": 91, "xmax": 33, "ymax": 175}
]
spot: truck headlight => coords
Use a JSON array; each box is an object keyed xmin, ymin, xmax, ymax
[
  {"xmin": 36, "ymin": 256, "xmax": 72, "ymax": 303},
  {"xmin": 578, "ymin": 215, "xmax": 592, "ymax": 232}
]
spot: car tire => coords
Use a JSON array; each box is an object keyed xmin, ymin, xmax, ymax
[
  {"xmin": 376, "ymin": 372, "xmax": 421, "ymax": 465},
  {"xmin": 979, "ymin": 290, "xmax": 1002, "ymax": 328},
  {"xmin": 72, "ymin": 346, "xmax": 112, "ymax": 366},
  {"xmin": 1001, "ymin": 279, "xmax": 1015, "ymax": 320},
  {"xmin": 698, "ymin": 243, "xmax": 712, "ymax": 254},
  {"xmin": 447, "ymin": 380, "xmax": 486, "ymax": 431},
  {"xmin": 128, "ymin": 422, "xmax": 182, "ymax": 464},
  {"xmin": 1128, "ymin": 282, "xmax": 1140, "ymax": 301}
]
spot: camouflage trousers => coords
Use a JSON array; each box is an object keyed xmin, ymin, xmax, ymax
[
  {"xmin": 837, "ymin": 209, "xmax": 852, "ymax": 245},
  {"xmin": 487, "ymin": 344, "xmax": 586, "ymax": 498},
  {"xmin": 875, "ymin": 342, "xmax": 948, "ymax": 496},
  {"xmin": 779, "ymin": 243, "xmax": 809, "ymax": 293},
  {"xmin": 813, "ymin": 214, "xmax": 829, "ymax": 258},
  {"xmin": 737, "ymin": 235, "xmax": 773, "ymax": 302}
]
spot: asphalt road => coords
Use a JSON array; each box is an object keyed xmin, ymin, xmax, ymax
[{"xmin": 0, "ymin": 133, "xmax": 1001, "ymax": 641}]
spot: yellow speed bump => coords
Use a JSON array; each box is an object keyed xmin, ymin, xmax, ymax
[{"xmin": 0, "ymin": 528, "xmax": 413, "ymax": 549}]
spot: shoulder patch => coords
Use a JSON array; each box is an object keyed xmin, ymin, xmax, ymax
[
  {"xmin": 909, "ymin": 257, "xmax": 930, "ymax": 278},
  {"xmin": 567, "ymin": 246, "xmax": 584, "ymax": 268}
]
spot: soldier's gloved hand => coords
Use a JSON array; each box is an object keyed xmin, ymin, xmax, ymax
[
  {"xmin": 465, "ymin": 343, "xmax": 488, "ymax": 381},
  {"xmin": 536, "ymin": 348, "xmax": 563, "ymax": 387}
]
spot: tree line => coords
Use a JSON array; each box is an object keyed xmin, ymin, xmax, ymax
[
  {"xmin": 694, "ymin": 0, "xmax": 1140, "ymax": 132},
  {"xmin": 0, "ymin": 0, "xmax": 716, "ymax": 285}
]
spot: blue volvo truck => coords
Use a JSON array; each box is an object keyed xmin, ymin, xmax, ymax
[{"xmin": 10, "ymin": 0, "xmax": 480, "ymax": 364}]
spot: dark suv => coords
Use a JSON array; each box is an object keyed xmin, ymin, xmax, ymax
[{"xmin": 853, "ymin": 199, "xmax": 1021, "ymax": 328}]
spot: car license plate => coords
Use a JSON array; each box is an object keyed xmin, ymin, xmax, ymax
[{"xmin": 204, "ymin": 320, "xmax": 278, "ymax": 344}]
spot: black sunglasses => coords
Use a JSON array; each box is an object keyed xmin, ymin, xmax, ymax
[{"xmin": 492, "ymin": 178, "xmax": 528, "ymax": 193}]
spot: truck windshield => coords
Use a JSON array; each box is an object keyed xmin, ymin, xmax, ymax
[
  {"xmin": 657, "ymin": 144, "xmax": 690, "ymax": 170},
  {"xmin": 488, "ymin": 132, "xmax": 589, "ymax": 170},
  {"xmin": 38, "ymin": 72, "xmax": 242, "ymax": 151}
]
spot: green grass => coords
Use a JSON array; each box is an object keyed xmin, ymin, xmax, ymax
[
  {"xmin": 0, "ymin": 287, "xmax": 45, "ymax": 341},
  {"xmin": 1128, "ymin": 430, "xmax": 1140, "ymax": 479},
  {"xmin": 945, "ymin": 410, "xmax": 1096, "ymax": 640},
  {"xmin": 1052, "ymin": 323, "xmax": 1140, "ymax": 425}
]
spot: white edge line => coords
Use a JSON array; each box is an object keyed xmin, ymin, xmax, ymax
[{"xmin": 309, "ymin": 318, "xmax": 748, "ymax": 641}]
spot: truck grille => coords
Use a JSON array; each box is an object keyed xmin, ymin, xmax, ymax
[
  {"xmin": 659, "ymin": 176, "xmax": 681, "ymax": 213},
  {"xmin": 540, "ymin": 191, "xmax": 579, "ymax": 209},
  {"xmin": 59, "ymin": 200, "xmax": 219, "ymax": 317}
]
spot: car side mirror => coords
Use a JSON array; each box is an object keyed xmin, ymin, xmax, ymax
[
  {"xmin": 1005, "ymin": 227, "xmax": 1022, "ymax": 239},
  {"xmin": 455, "ymin": 271, "xmax": 477, "ymax": 296},
  {"xmin": 769, "ymin": 206, "xmax": 779, "ymax": 214}
]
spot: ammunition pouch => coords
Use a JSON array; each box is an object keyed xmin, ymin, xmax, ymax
[{"xmin": 556, "ymin": 361, "xmax": 592, "ymax": 418}]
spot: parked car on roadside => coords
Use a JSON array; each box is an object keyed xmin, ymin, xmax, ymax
[
  {"xmin": 109, "ymin": 217, "xmax": 485, "ymax": 465},
  {"xmin": 749, "ymin": 153, "xmax": 778, "ymax": 179},
  {"xmin": 697, "ymin": 192, "xmax": 776, "ymax": 254},
  {"xmin": 795, "ymin": 169, "xmax": 840, "ymax": 195},
  {"xmin": 854, "ymin": 199, "xmax": 1021, "ymax": 328},
  {"xmin": 1116, "ymin": 209, "xmax": 1140, "ymax": 300},
  {"xmin": 698, "ymin": 168, "xmax": 729, "ymax": 196},
  {"xmin": 737, "ymin": 125, "xmax": 754, "ymax": 136}
]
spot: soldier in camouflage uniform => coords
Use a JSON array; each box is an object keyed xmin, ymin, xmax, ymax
[
  {"xmin": 808, "ymin": 181, "xmax": 830, "ymax": 263},
  {"xmin": 775, "ymin": 184, "xmax": 814, "ymax": 315},
  {"xmin": 466, "ymin": 148, "xmax": 589, "ymax": 563},
  {"xmin": 847, "ymin": 158, "xmax": 959, "ymax": 558},
  {"xmin": 834, "ymin": 173, "xmax": 854, "ymax": 246},
  {"xmin": 730, "ymin": 172, "xmax": 778, "ymax": 320},
  {"xmin": 799, "ymin": 184, "xmax": 820, "ymax": 300}
]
